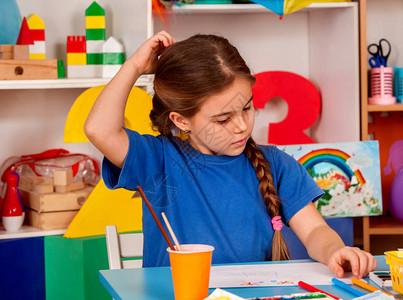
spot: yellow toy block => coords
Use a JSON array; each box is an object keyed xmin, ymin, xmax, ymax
[
  {"xmin": 85, "ymin": 16, "xmax": 105, "ymax": 29},
  {"xmin": 27, "ymin": 14, "xmax": 45, "ymax": 30},
  {"xmin": 67, "ymin": 53, "xmax": 87, "ymax": 65},
  {"xmin": 30, "ymin": 53, "xmax": 46, "ymax": 60}
]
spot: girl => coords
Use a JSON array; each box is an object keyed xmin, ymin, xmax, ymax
[{"xmin": 85, "ymin": 31, "xmax": 377, "ymax": 278}]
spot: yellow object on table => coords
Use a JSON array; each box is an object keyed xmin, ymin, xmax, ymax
[{"xmin": 385, "ymin": 250, "xmax": 403, "ymax": 294}]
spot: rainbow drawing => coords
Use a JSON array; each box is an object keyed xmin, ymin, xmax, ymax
[{"xmin": 298, "ymin": 148, "xmax": 366, "ymax": 185}]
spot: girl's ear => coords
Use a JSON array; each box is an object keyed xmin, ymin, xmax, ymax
[{"xmin": 169, "ymin": 112, "xmax": 190, "ymax": 132}]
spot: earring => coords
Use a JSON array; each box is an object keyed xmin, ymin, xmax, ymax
[{"xmin": 184, "ymin": 129, "xmax": 191, "ymax": 134}]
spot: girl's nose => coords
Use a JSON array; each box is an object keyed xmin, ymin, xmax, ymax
[{"xmin": 233, "ymin": 115, "xmax": 248, "ymax": 133}]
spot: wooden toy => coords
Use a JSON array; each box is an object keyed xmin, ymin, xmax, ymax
[
  {"xmin": 16, "ymin": 17, "xmax": 34, "ymax": 45},
  {"xmin": 27, "ymin": 14, "xmax": 46, "ymax": 59},
  {"xmin": 13, "ymin": 45, "xmax": 30, "ymax": 59},
  {"xmin": 0, "ymin": 14, "xmax": 62, "ymax": 79},
  {"xmin": 20, "ymin": 184, "xmax": 93, "ymax": 230},
  {"xmin": 0, "ymin": 58, "xmax": 58, "ymax": 80}
]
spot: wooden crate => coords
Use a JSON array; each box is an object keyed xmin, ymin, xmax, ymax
[
  {"xmin": 20, "ymin": 185, "xmax": 93, "ymax": 230},
  {"xmin": 25, "ymin": 209, "xmax": 79, "ymax": 230},
  {"xmin": 20, "ymin": 185, "xmax": 93, "ymax": 212}
]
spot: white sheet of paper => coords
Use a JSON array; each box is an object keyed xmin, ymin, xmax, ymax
[{"xmin": 209, "ymin": 262, "xmax": 354, "ymax": 288}]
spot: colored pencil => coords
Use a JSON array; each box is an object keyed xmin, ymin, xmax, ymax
[
  {"xmin": 298, "ymin": 281, "xmax": 341, "ymax": 300},
  {"xmin": 331, "ymin": 278, "xmax": 366, "ymax": 297},
  {"xmin": 161, "ymin": 212, "xmax": 182, "ymax": 251},
  {"xmin": 351, "ymin": 278, "xmax": 393, "ymax": 296},
  {"xmin": 137, "ymin": 185, "xmax": 175, "ymax": 250}
]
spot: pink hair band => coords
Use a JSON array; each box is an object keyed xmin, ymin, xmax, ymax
[{"xmin": 271, "ymin": 216, "xmax": 283, "ymax": 231}]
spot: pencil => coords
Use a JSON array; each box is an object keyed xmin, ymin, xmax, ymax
[
  {"xmin": 137, "ymin": 185, "xmax": 175, "ymax": 251},
  {"xmin": 161, "ymin": 212, "xmax": 182, "ymax": 251},
  {"xmin": 298, "ymin": 281, "xmax": 341, "ymax": 300},
  {"xmin": 351, "ymin": 278, "xmax": 393, "ymax": 296},
  {"xmin": 331, "ymin": 278, "xmax": 366, "ymax": 297}
]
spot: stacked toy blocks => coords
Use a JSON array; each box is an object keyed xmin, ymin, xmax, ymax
[
  {"xmin": 27, "ymin": 14, "xmax": 46, "ymax": 59},
  {"xmin": 0, "ymin": 15, "xmax": 63, "ymax": 80},
  {"xmin": 67, "ymin": 1, "xmax": 125, "ymax": 79},
  {"xmin": 19, "ymin": 169, "xmax": 93, "ymax": 230}
]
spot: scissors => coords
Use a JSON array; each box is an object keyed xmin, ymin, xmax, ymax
[
  {"xmin": 367, "ymin": 38, "xmax": 391, "ymax": 66},
  {"xmin": 369, "ymin": 55, "xmax": 386, "ymax": 68}
]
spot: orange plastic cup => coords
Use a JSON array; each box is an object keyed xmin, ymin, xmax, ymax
[{"xmin": 167, "ymin": 244, "xmax": 214, "ymax": 300}]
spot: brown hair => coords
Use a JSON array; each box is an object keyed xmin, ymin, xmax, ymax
[{"xmin": 150, "ymin": 34, "xmax": 290, "ymax": 261}]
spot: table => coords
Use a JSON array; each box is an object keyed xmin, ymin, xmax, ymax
[{"xmin": 99, "ymin": 256, "xmax": 390, "ymax": 300}]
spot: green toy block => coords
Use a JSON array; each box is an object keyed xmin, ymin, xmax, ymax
[
  {"xmin": 87, "ymin": 53, "xmax": 103, "ymax": 65},
  {"xmin": 103, "ymin": 52, "xmax": 125, "ymax": 65},
  {"xmin": 86, "ymin": 28, "xmax": 105, "ymax": 41},
  {"xmin": 44, "ymin": 235, "xmax": 111, "ymax": 300},
  {"xmin": 86, "ymin": 1, "xmax": 105, "ymax": 16},
  {"xmin": 57, "ymin": 60, "xmax": 65, "ymax": 78}
]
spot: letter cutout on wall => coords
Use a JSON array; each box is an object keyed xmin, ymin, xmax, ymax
[{"xmin": 252, "ymin": 71, "xmax": 321, "ymax": 145}]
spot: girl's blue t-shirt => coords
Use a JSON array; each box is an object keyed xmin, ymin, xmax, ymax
[{"xmin": 102, "ymin": 129, "xmax": 324, "ymax": 267}]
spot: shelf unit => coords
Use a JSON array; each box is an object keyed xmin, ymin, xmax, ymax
[
  {"xmin": 360, "ymin": 0, "xmax": 403, "ymax": 252},
  {"xmin": 0, "ymin": 0, "xmax": 153, "ymax": 240}
]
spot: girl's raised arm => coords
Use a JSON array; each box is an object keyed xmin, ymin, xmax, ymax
[{"xmin": 84, "ymin": 31, "xmax": 175, "ymax": 168}]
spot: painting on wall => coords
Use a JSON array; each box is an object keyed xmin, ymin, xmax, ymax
[{"xmin": 280, "ymin": 141, "xmax": 382, "ymax": 218}]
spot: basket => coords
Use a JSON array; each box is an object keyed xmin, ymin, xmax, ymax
[
  {"xmin": 385, "ymin": 250, "xmax": 403, "ymax": 294},
  {"xmin": 394, "ymin": 66, "xmax": 403, "ymax": 103}
]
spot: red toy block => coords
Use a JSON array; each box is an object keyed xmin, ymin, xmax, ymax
[
  {"xmin": 67, "ymin": 36, "xmax": 86, "ymax": 53},
  {"xmin": 30, "ymin": 29, "xmax": 45, "ymax": 41},
  {"xmin": 16, "ymin": 17, "xmax": 34, "ymax": 45}
]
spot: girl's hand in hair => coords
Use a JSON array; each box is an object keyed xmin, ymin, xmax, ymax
[
  {"xmin": 327, "ymin": 246, "xmax": 377, "ymax": 279},
  {"xmin": 128, "ymin": 31, "xmax": 175, "ymax": 75}
]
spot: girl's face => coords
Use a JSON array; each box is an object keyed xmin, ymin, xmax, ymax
[{"xmin": 187, "ymin": 77, "xmax": 255, "ymax": 156}]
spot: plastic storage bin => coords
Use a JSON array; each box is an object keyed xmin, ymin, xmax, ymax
[
  {"xmin": 369, "ymin": 66, "xmax": 396, "ymax": 105},
  {"xmin": 385, "ymin": 250, "xmax": 403, "ymax": 294}
]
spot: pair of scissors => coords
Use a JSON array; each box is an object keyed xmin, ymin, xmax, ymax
[
  {"xmin": 368, "ymin": 38, "xmax": 391, "ymax": 67},
  {"xmin": 369, "ymin": 55, "xmax": 386, "ymax": 68}
]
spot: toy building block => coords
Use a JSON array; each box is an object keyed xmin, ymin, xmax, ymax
[
  {"xmin": 67, "ymin": 36, "xmax": 86, "ymax": 53},
  {"xmin": 57, "ymin": 60, "xmax": 65, "ymax": 78},
  {"xmin": 102, "ymin": 37, "xmax": 125, "ymax": 78},
  {"xmin": 85, "ymin": 2, "xmax": 105, "ymax": 42},
  {"xmin": 67, "ymin": 64, "xmax": 102, "ymax": 78},
  {"xmin": 102, "ymin": 37, "xmax": 125, "ymax": 64},
  {"xmin": 67, "ymin": 36, "xmax": 87, "ymax": 65},
  {"xmin": 0, "ymin": 59, "xmax": 58, "ymax": 80},
  {"xmin": 16, "ymin": 17, "xmax": 34, "ymax": 45},
  {"xmin": 53, "ymin": 169, "xmax": 73, "ymax": 186},
  {"xmin": 0, "ymin": 45, "xmax": 15, "ymax": 59},
  {"xmin": 55, "ymin": 181, "xmax": 85, "ymax": 193},
  {"xmin": 13, "ymin": 45, "xmax": 30, "ymax": 59},
  {"xmin": 27, "ymin": 14, "xmax": 46, "ymax": 59},
  {"xmin": 19, "ymin": 175, "xmax": 54, "ymax": 193},
  {"xmin": 86, "ymin": 40, "xmax": 103, "ymax": 65}
]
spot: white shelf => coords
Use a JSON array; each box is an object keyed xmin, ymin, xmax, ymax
[
  {"xmin": 0, "ymin": 224, "xmax": 66, "ymax": 239},
  {"xmin": 0, "ymin": 75, "xmax": 153, "ymax": 90},
  {"xmin": 171, "ymin": 2, "xmax": 356, "ymax": 14}
]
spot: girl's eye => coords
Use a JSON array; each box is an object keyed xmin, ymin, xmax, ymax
[
  {"xmin": 216, "ymin": 118, "xmax": 230, "ymax": 125},
  {"xmin": 243, "ymin": 105, "xmax": 252, "ymax": 111}
]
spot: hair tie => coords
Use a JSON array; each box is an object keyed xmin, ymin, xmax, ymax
[{"xmin": 271, "ymin": 216, "xmax": 283, "ymax": 231}]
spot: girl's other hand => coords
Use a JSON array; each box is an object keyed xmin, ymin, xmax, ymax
[
  {"xmin": 327, "ymin": 246, "xmax": 377, "ymax": 279},
  {"xmin": 128, "ymin": 31, "xmax": 175, "ymax": 75}
]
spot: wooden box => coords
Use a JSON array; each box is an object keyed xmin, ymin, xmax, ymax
[{"xmin": 20, "ymin": 185, "xmax": 93, "ymax": 230}]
